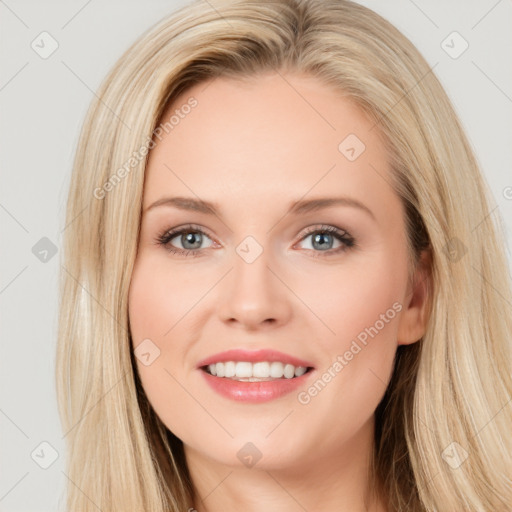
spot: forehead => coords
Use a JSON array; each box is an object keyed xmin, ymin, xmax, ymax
[{"xmin": 143, "ymin": 72, "xmax": 394, "ymax": 216}]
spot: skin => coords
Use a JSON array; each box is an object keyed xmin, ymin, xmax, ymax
[{"xmin": 128, "ymin": 71, "xmax": 431, "ymax": 512}]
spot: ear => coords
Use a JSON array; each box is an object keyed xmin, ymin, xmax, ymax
[{"xmin": 397, "ymin": 249, "xmax": 432, "ymax": 346}]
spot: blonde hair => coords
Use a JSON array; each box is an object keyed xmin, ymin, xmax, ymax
[{"xmin": 56, "ymin": 0, "xmax": 512, "ymax": 510}]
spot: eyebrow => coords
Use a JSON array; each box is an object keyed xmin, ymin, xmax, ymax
[{"xmin": 144, "ymin": 195, "xmax": 375, "ymax": 220}]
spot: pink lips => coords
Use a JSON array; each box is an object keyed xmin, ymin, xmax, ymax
[{"xmin": 196, "ymin": 349, "xmax": 315, "ymax": 403}]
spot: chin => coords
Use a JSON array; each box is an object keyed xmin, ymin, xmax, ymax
[{"xmin": 185, "ymin": 434, "xmax": 308, "ymax": 472}]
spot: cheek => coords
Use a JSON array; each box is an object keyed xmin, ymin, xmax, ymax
[
  {"xmin": 128, "ymin": 258, "xmax": 193, "ymax": 391},
  {"xmin": 128, "ymin": 255, "xmax": 200, "ymax": 343},
  {"xmin": 303, "ymin": 250, "xmax": 406, "ymax": 410},
  {"xmin": 310, "ymin": 248, "xmax": 407, "ymax": 347},
  {"xmin": 128, "ymin": 258, "xmax": 195, "ymax": 432},
  {"xmin": 128, "ymin": 257, "xmax": 181, "ymax": 380},
  {"xmin": 127, "ymin": 252, "xmax": 213, "ymax": 366}
]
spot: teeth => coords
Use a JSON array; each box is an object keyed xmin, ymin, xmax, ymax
[
  {"xmin": 294, "ymin": 366, "xmax": 307, "ymax": 377},
  {"xmin": 224, "ymin": 361, "xmax": 236, "ymax": 378},
  {"xmin": 253, "ymin": 362, "xmax": 270, "ymax": 378},
  {"xmin": 205, "ymin": 361, "xmax": 309, "ymax": 379},
  {"xmin": 235, "ymin": 361, "xmax": 252, "ymax": 378}
]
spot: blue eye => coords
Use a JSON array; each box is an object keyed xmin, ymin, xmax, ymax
[
  {"xmin": 156, "ymin": 224, "xmax": 214, "ymax": 257},
  {"xmin": 296, "ymin": 225, "xmax": 355, "ymax": 257},
  {"xmin": 155, "ymin": 223, "xmax": 355, "ymax": 257}
]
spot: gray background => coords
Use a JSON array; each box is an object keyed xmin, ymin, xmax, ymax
[{"xmin": 1, "ymin": 1, "xmax": 511, "ymax": 510}]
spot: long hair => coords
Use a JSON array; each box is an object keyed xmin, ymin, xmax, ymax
[{"xmin": 56, "ymin": 0, "xmax": 512, "ymax": 510}]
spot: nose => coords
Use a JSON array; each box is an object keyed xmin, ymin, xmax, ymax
[{"xmin": 217, "ymin": 244, "xmax": 293, "ymax": 330}]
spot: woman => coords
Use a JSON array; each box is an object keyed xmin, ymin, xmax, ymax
[{"xmin": 56, "ymin": 0, "xmax": 512, "ymax": 510}]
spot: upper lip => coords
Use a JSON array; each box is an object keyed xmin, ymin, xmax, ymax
[{"xmin": 196, "ymin": 349, "xmax": 315, "ymax": 369}]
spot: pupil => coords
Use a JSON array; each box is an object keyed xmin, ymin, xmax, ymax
[{"xmin": 313, "ymin": 233, "xmax": 332, "ymax": 251}]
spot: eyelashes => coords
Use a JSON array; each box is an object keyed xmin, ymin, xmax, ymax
[
  {"xmin": 154, "ymin": 223, "xmax": 356, "ymax": 258},
  {"xmin": 298, "ymin": 225, "xmax": 355, "ymax": 255},
  {"xmin": 155, "ymin": 223, "xmax": 214, "ymax": 258}
]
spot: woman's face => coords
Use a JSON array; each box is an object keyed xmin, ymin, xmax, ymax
[{"xmin": 128, "ymin": 72, "xmax": 429, "ymax": 472}]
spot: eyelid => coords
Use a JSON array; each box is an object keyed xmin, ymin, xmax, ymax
[
  {"xmin": 156, "ymin": 223, "xmax": 218, "ymax": 247},
  {"xmin": 293, "ymin": 224, "xmax": 355, "ymax": 253},
  {"xmin": 298, "ymin": 224, "xmax": 350, "ymax": 238}
]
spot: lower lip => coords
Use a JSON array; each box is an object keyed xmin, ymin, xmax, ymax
[{"xmin": 199, "ymin": 369, "xmax": 314, "ymax": 403}]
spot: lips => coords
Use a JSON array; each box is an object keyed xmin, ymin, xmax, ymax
[{"xmin": 196, "ymin": 348, "xmax": 316, "ymax": 403}]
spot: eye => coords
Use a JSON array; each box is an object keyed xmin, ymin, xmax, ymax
[
  {"xmin": 154, "ymin": 223, "xmax": 356, "ymax": 258},
  {"xmin": 295, "ymin": 225, "xmax": 355, "ymax": 257},
  {"xmin": 155, "ymin": 224, "xmax": 214, "ymax": 257}
]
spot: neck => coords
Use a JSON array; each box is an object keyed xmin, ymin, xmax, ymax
[{"xmin": 184, "ymin": 415, "xmax": 387, "ymax": 512}]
